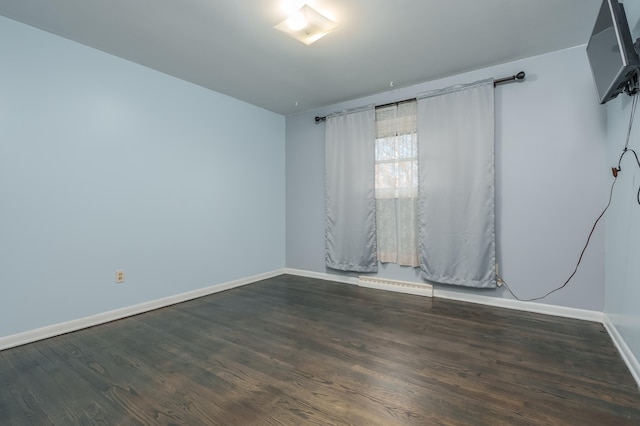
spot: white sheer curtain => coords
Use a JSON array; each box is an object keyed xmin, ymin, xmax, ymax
[
  {"xmin": 325, "ymin": 107, "xmax": 378, "ymax": 272},
  {"xmin": 417, "ymin": 79, "xmax": 496, "ymax": 288},
  {"xmin": 375, "ymin": 101, "xmax": 419, "ymax": 267}
]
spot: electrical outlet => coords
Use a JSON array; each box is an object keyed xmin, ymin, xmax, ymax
[{"xmin": 116, "ymin": 270, "xmax": 125, "ymax": 284}]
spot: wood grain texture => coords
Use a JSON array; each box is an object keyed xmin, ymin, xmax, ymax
[{"xmin": 1, "ymin": 274, "xmax": 639, "ymax": 425}]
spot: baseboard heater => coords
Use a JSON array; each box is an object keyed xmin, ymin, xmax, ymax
[{"xmin": 358, "ymin": 276, "xmax": 433, "ymax": 297}]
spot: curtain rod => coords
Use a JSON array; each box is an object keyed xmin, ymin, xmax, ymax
[{"xmin": 314, "ymin": 71, "xmax": 525, "ymax": 123}]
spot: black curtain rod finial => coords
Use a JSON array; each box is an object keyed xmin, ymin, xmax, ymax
[{"xmin": 493, "ymin": 71, "xmax": 526, "ymax": 87}]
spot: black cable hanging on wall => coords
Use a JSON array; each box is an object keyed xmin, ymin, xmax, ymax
[{"xmin": 501, "ymin": 92, "xmax": 640, "ymax": 302}]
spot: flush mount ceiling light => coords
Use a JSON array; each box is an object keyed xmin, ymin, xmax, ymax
[{"xmin": 274, "ymin": 4, "xmax": 338, "ymax": 45}]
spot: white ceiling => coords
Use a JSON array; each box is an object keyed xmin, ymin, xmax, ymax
[{"xmin": 0, "ymin": 0, "xmax": 603, "ymax": 116}]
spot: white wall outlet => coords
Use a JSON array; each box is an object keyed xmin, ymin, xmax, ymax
[{"xmin": 116, "ymin": 270, "xmax": 125, "ymax": 284}]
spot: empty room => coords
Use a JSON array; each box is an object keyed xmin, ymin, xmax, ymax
[{"xmin": 1, "ymin": 0, "xmax": 640, "ymax": 424}]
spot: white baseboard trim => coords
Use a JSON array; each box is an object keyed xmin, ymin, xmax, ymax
[
  {"xmin": 283, "ymin": 268, "xmax": 359, "ymax": 285},
  {"xmin": 0, "ymin": 269, "xmax": 286, "ymax": 352},
  {"xmin": 603, "ymin": 314, "xmax": 640, "ymax": 389},
  {"xmin": 434, "ymin": 288, "xmax": 604, "ymax": 323},
  {"xmin": 283, "ymin": 269, "xmax": 602, "ymax": 323}
]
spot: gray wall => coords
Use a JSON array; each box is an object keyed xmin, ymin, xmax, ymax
[
  {"xmin": 286, "ymin": 45, "xmax": 608, "ymax": 311},
  {"xmin": 0, "ymin": 16, "xmax": 286, "ymax": 338},
  {"xmin": 604, "ymin": 0, "xmax": 640, "ymax": 376}
]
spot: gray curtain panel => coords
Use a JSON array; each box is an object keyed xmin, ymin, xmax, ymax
[
  {"xmin": 417, "ymin": 80, "xmax": 496, "ymax": 288},
  {"xmin": 325, "ymin": 108, "xmax": 378, "ymax": 272}
]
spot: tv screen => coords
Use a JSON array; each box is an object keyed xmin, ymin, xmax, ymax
[{"xmin": 586, "ymin": 0, "xmax": 640, "ymax": 104}]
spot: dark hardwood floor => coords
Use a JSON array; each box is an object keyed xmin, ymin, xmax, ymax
[{"xmin": 1, "ymin": 274, "xmax": 639, "ymax": 425}]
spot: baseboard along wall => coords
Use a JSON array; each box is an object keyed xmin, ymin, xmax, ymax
[
  {"xmin": 603, "ymin": 314, "xmax": 640, "ymax": 390},
  {"xmin": 1, "ymin": 267, "xmax": 637, "ymax": 390},
  {"xmin": 0, "ymin": 269, "xmax": 286, "ymax": 352},
  {"xmin": 285, "ymin": 268, "xmax": 602, "ymax": 322}
]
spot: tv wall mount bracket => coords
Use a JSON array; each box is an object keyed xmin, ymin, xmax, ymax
[{"xmin": 628, "ymin": 38, "xmax": 640, "ymax": 97}]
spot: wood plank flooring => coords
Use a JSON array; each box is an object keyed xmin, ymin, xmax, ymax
[{"xmin": 1, "ymin": 274, "xmax": 639, "ymax": 425}]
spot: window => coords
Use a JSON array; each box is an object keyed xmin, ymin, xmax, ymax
[{"xmin": 375, "ymin": 101, "xmax": 419, "ymax": 267}]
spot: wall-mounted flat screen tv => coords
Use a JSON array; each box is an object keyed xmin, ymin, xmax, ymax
[{"xmin": 586, "ymin": 0, "xmax": 640, "ymax": 104}]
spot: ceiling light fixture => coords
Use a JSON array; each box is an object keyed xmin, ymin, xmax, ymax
[{"xmin": 274, "ymin": 4, "xmax": 337, "ymax": 45}]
